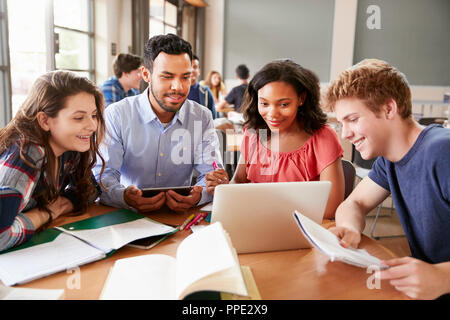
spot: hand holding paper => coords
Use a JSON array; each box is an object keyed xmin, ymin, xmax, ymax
[{"xmin": 293, "ymin": 211, "xmax": 387, "ymax": 269}]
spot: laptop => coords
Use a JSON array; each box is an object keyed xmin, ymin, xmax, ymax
[{"xmin": 210, "ymin": 181, "xmax": 331, "ymax": 253}]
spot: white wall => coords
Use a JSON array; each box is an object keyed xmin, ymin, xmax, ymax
[
  {"xmin": 330, "ymin": 0, "xmax": 358, "ymax": 81},
  {"xmin": 203, "ymin": 0, "xmax": 224, "ymax": 77},
  {"xmin": 95, "ymin": 0, "xmax": 132, "ymax": 85}
]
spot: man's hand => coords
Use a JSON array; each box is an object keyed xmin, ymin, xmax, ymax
[
  {"xmin": 379, "ymin": 257, "xmax": 450, "ymax": 300},
  {"xmin": 165, "ymin": 186, "xmax": 203, "ymax": 212},
  {"xmin": 328, "ymin": 226, "xmax": 362, "ymax": 248},
  {"xmin": 124, "ymin": 185, "xmax": 166, "ymax": 213}
]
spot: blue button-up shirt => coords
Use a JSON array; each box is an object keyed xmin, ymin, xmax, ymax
[{"xmin": 93, "ymin": 89, "xmax": 223, "ymax": 209}]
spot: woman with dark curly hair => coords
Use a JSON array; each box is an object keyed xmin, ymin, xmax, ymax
[
  {"xmin": 0, "ymin": 70, "xmax": 106, "ymax": 251},
  {"xmin": 206, "ymin": 59, "xmax": 345, "ymax": 218}
]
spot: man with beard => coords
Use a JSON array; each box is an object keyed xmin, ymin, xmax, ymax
[{"xmin": 94, "ymin": 34, "xmax": 222, "ymax": 212}]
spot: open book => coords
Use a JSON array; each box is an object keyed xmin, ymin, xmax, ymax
[
  {"xmin": 0, "ymin": 210, "xmax": 176, "ymax": 286},
  {"xmin": 100, "ymin": 222, "xmax": 248, "ymax": 300},
  {"xmin": 293, "ymin": 210, "xmax": 387, "ymax": 269}
]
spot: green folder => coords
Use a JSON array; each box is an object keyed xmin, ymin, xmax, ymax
[
  {"xmin": 0, "ymin": 209, "xmax": 178, "ymax": 286},
  {"xmin": 2, "ymin": 209, "xmax": 151, "ymax": 254}
]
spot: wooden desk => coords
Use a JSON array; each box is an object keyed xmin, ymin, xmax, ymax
[{"xmin": 15, "ymin": 204, "xmax": 407, "ymax": 300}]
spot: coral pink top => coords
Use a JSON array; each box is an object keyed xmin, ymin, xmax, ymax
[{"xmin": 240, "ymin": 124, "xmax": 343, "ymax": 183}]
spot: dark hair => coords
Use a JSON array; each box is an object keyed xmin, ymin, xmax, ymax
[
  {"xmin": 0, "ymin": 70, "xmax": 106, "ymax": 226},
  {"xmin": 143, "ymin": 34, "xmax": 193, "ymax": 71},
  {"xmin": 113, "ymin": 53, "xmax": 142, "ymax": 78},
  {"xmin": 236, "ymin": 64, "xmax": 249, "ymax": 80},
  {"xmin": 193, "ymin": 54, "xmax": 199, "ymax": 62},
  {"xmin": 242, "ymin": 59, "xmax": 327, "ymax": 135}
]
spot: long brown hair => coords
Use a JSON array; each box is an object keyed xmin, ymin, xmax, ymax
[
  {"xmin": 0, "ymin": 70, "xmax": 106, "ymax": 217},
  {"xmin": 204, "ymin": 70, "xmax": 225, "ymax": 101}
]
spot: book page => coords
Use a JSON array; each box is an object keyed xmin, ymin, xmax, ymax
[
  {"xmin": 57, "ymin": 218, "xmax": 176, "ymax": 252},
  {"xmin": 293, "ymin": 211, "xmax": 384, "ymax": 268},
  {"xmin": 100, "ymin": 254, "xmax": 177, "ymax": 300},
  {"xmin": 0, "ymin": 233, "xmax": 105, "ymax": 286},
  {"xmin": 175, "ymin": 222, "xmax": 247, "ymax": 299},
  {"xmin": 221, "ymin": 266, "xmax": 261, "ymax": 300}
]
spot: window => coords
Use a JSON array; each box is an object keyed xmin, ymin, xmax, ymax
[
  {"xmin": 53, "ymin": 0, "xmax": 94, "ymax": 79},
  {"xmin": 149, "ymin": 0, "xmax": 178, "ymax": 38},
  {"xmin": 6, "ymin": 0, "xmax": 94, "ymax": 117},
  {"xmin": 0, "ymin": 0, "xmax": 11, "ymax": 127}
]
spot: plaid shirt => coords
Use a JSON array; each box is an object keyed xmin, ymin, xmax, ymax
[
  {"xmin": 99, "ymin": 76, "xmax": 140, "ymax": 107},
  {"xmin": 0, "ymin": 142, "xmax": 99, "ymax": 252}
]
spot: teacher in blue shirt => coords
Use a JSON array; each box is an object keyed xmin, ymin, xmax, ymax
[{"xmin": 94, "ymin": 34, "xmax": 222, "ymax": 213}]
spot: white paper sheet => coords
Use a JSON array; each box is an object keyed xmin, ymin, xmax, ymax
[
  {"xmin": 0, "ymin": 233, "xmax": 105, "ymax": 286},
  {"xmin": 56, "ymin": 219, "xmax": 176, "ymax": 252}
]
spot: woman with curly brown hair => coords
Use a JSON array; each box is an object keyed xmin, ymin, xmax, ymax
[
  {"xmin": 206, "ymin": 59, "xmax": 345, "ymax": 219},
  {"xmin": 0, "ymin": 70, "xmax": 106, "ymax": 251}
]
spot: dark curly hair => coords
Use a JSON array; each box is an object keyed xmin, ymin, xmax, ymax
[
  {"xmin": 242, "ymin": 59, "xmax": 327, "ymax": 135},
  {"xmin": 143, "ymin": 33, "xmax": 193, "ymax": 72}
]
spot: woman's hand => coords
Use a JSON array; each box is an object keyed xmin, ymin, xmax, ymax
[{"xmin": 205, "ymin": 168, "xmax": 229, "ymax": 195}]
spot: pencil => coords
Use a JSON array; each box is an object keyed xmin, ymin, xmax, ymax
[
  {"xmin": 184, "ymin": 212, "xmax": 207, "ymax": 231},
  {"xmin": 179, "ymin": 214, "xmax": 195, "ymax": 230}
]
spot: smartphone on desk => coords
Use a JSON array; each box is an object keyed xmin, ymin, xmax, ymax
[{"xmin": 141, "ymin": 186, "xmax": 193, "ymax": 198}]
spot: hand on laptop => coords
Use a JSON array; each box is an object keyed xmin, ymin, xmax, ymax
[
  {"xmin": 166, "ymin": 186, "xmax": 203, "ymax": 212},
  {"xmin": 124, "ymin": 185, "xmax": 166, "ymax": 213},
  {"xmin": 205, "ymin": 168, "xmax": 229, "ymax": 195}
]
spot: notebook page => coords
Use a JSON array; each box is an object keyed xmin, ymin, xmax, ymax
[
  {"xmin": 294, "ymin": 211, "xmax": 384, "ymax": 268},
  {"xmin": 0, "ymin": 233, "xmax": 104, "ymax": 286},
  {"xmin": 0, "ymin": 286, "xmax": 64, "ymax": 300},
  {"xmin": 100, "ymin": 254, "xmax": 177, "ymax": 300},
  {"xmin": 56, "ymin": 219, "xmax": 176, "ymax": 252},
  {"xmin": 175, "ymin": 222, "xmax": 246, "ymax": 299}
]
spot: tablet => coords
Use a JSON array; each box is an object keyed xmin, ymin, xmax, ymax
[
  {"xmin": 141, "ymin": 186, "xmax": 193, "ymax": 198},
  {"xmin": 127, "ymin": 230, "xmax": 178, "ymax": 249}
]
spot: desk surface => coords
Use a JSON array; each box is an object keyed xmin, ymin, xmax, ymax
[{"xmin": 15, "ymin": 204, "xmax": 407, "ymax": 300}]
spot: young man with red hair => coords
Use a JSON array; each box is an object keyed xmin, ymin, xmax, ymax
[{"xmin": 326, "ymin": 59, "xmax": 450, "ymax": 300}]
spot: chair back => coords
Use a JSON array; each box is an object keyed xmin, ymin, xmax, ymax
[
  {"xmin": 418, "ymin": 117, "xmax": 446, "ymax": 126},
  {"xmin": 342, "ymin": 159, "xmax": 356, "ymax": 200},
  {"xmin": 351, "ymin": 145, "xmax": 376, "ymax": 170}
]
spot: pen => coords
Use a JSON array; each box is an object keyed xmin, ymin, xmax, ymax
[
  {"xmin": 179, "ymin": 214, "xmax": 195, "ymax": 230},
  {"xmin": 212, "ymin": 160, "xmax": 218, "ymax": 170},
  {"xmin": 184, "ymin": 212, "xmax": 208, "ymax": 230}
]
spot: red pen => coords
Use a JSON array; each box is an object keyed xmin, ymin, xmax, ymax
[
  {"xmin": 184, "ymin": 212, "xmax": 208, "ymax": 230},
  {"xmin": 212, "ymin": 161, "xmax": 218, "ymax": 170}
]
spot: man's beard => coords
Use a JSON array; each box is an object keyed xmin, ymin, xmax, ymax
[{"xmin": 150, "ymin": 82, "xmax": 186, "ymax": 113}]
